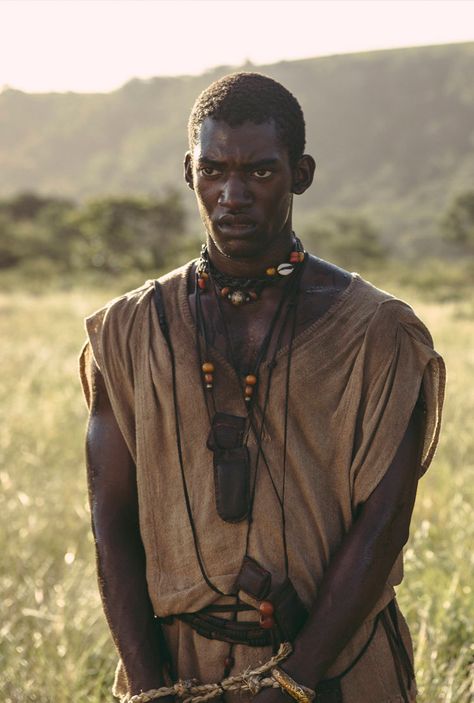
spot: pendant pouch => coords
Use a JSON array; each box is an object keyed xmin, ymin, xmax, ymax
[
  {"xmin": 235, "ymin": 556, "xmax": 272, "ymax": 601},
  {"xmin": 270, "ymin": 577, "xmax": 308, "ymax": 643},
  {"xmin": 213, "ymin": 446, "xmax": 250, "ymax": 523},
  {"xmin": 207, "ymin": 412, "xmax": 246, "ymax": 451}
]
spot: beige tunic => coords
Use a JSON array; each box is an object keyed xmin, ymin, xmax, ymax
[{"xmin": 79, "ymin": 261, "xmax": 445, "ymax": 702}]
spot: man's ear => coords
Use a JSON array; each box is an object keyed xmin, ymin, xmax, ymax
[
  {"xmin": 184, "ymin": 152, "xmax": 194, "ymax": 191},
  {"xmin": 292, "ymin": 154, "xmax": 316, "ymax": 195}
]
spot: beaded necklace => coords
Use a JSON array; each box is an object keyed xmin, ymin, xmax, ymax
[
  {"xmin": 196, "ymin": 236, "xmax": 305, "ymax": 306},
  {"xmin": 197, "ymin": 236, "xmax": 306, "ymax": 401},
  {"xmin": 196, "ymin": 266, "xmax": 291, "ymax": 405}
]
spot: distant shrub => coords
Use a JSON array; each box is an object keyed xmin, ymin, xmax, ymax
[
  {"xmin": 0, "ymin": 192, "xmax": 75, "ymax": 221},
  {"xmin": 304, "ymin": 212, "xmax": 386, "ymax": 269},
  {"xmin": 441, "ymin": 191, "xmax": 474, "ymax": 252},
  {"xmin": 0, "ymin": 190, "xmax": 186, "ymax": 274},
  {"xmin": 71, "ymin": 192, "xmax": 185, "ymax": 272}
]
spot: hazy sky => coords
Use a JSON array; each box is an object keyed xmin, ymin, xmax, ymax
[{"xmin": 1, "ymin": 0, "xmax": 473, "ymax": 93}]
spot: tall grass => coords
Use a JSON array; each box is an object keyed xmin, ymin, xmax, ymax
[{"xmin": 0, "ymin": 281, "xmax": 472, "ymax": 702}]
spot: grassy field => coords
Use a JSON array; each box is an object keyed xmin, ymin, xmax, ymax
[{"xmin": 0, "ymin": 276, "xmax": 472, "ymax": 702}]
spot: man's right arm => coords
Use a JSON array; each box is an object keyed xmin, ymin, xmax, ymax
[{"xmin": 86, "ymin": 358, "xmax": 171, "ymax": 700}]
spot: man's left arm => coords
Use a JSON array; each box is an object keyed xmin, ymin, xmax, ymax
[{"xmin": 258, "ymin": 399, "xmax": 425, "ymax": 699}]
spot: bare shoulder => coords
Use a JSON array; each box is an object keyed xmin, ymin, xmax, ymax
[
  {"xmin": 301, "ymin": 254, "xmax": 353, "ymax": 293},
  {"xmin": 297, "ymin": 254, "xmax": 353, "ymax": 326}
]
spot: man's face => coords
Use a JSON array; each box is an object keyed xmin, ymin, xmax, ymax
[{"xmin": 187, "ymin": 117, "xmax": 295, "ymax": 260}]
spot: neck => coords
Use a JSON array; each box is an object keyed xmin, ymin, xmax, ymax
[{"xmin": 206, "ymin": 231, "xmax": 294, "ymax": 278}]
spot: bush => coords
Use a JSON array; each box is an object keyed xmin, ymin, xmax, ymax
[
  {"xmin": 0, "ymin": 191, "xmax": 186, "ymax": 274},
  {"xmin": 304, "ymin": 212, "xmax": 386, "ymax": 269},
  {"xmin": 441, "ymin": 191, "xmax": 474, "ymax": 252}
]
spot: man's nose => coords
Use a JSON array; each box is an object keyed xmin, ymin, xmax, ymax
[{"xmin": 218, "ymin": 175, "xmax": 252, "ymax": 210}]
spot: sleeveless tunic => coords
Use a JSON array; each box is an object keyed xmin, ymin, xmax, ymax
[{"xmin": 79, "ymin": 261, "xmax": 445, "ymax": 702}]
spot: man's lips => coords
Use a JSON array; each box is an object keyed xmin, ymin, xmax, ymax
[
  {"xmin": 217, "ymin": 215, "xmax": 256, "ymax": 228},
  {"xmin": 217, "ymin": 215, "xmax": 257, "ymax": 232}
]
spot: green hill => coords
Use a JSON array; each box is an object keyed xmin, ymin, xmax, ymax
[{"xmin": 1, "ymin": 42, "xmax": 473, "ymax": 255}]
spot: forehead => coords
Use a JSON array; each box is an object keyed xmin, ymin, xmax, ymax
[{"xmin": 193, "ymin": 117, "xmax": 288, "ymax": 163}]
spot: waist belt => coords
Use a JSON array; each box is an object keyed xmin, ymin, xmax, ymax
[
  {"xmin": 177, "ymin": 612, "xmax": 273, "ymax": 647},
  {"xmin": 161, "ymin": 603, "xmax": 273, "ymax": 647}
]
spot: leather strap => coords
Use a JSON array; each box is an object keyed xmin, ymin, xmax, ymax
[{"xmin": 172, "ymin": 611, "xmax": 273, "ymax": 647}]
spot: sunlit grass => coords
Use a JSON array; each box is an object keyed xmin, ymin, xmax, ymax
[
  {"xmin": 0, "ymin": 283, "xmax": 472, "ymax": 702},
  {"xmin": 396, "ymin": 298, "xmax": 474, "ymax": 703}
]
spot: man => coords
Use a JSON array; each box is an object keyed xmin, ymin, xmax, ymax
[{"xmin": 80, "ymin": 73, "xmax": 445, "ymax": 703}]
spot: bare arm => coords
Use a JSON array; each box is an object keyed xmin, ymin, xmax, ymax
[
  {"xmin": 258, "ymin": 400, "xmax": 425, "ymax": 697},
  {"xmin": 86, "ymin": 359, "xmax": 171, "ymax": 699}
]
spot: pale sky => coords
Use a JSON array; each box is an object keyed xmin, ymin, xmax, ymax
[{"xmin": 1, "ymin": 0, "xmax": 474, "ymax": 93}]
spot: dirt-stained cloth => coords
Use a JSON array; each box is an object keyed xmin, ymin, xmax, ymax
[{"xmin": 79, "ymin": 262, "xmax": 445, "ymax": 702}]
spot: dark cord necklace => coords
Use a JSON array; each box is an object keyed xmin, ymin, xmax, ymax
[
  {"xmin": 160, "ymin": 247, "xmax": 306, "ymax": 602},
  {"xmin": 192, "ymin": 255, "xmax": 306, "ymax": 588}
]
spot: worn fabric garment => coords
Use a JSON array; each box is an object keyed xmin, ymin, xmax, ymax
[{"xmin": 79, "ymin": 261, "xmax": 445, "ymax": 703}]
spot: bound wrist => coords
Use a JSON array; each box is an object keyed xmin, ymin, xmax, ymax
[
  {"xmin": 272, "ymin": 667, "xmax": 315, "ymax": 703},
  {"xmin": 278, "ymin": 657, "xmax": 319, "ymax": 692}
]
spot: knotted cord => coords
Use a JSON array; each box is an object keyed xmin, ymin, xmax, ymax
[{"xmin": 122, "ymin": 641, "xmax": 292, "ymax": 703}]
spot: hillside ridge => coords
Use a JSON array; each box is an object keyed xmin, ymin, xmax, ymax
[{"xmin": 1, "ymin": 42, "xmax": 473, "ymax": 250}]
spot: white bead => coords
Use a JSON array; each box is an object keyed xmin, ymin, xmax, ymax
[
  {"xmin": 230, "ymin": 291, "xmax": 246, "ymax": 306},
  {"xmin": 277, "ymin": 263, "xmax": 294, "ymax": 276}
]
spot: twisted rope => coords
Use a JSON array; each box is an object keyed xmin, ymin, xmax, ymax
[{"xmin": 122, "ymin": 641, "xmax": 292, "ymax": 703}]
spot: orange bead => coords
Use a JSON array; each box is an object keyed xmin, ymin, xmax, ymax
[
  {"xmin": 197, "ymin": 278, "xmax": 207, "ymax": 289},
  {"xmin": 266, "ymin": 267, "xmax": 277, "ymax": 276},
  {"xmin": 204, "ymin": 373, "xmax": 213, "ymax": 383},
  {"xmin": 201, "ymin": 271, "xmax": 209, "ymax": 279},
  {"xmin": 259, "ymin": 615, "xmax": 275, "ymax": 629},
  {"xmin": 249, "ymin": 291, "xmax": 258, "ymax": 301},
  {"xmin": 221, "ymin": 287, "xmax": 230, "ymax": 297},
  {"xmin": 298, "ymin": 251, "xmax": 305, "ymax": 262},
  {"xmin": 202, "ymin": 362, "xmax": 214, "ymax": 373},
  {"xmin": 258, "ymin": 600, "xmax": 274, "ymax": 616},
  {"xmin": 245, "ymin": 374, "xmax": 257, "ymax": 386},
  {"xmin": 244, "ymin": 385, "xmax": 254, "ymax": 397}
]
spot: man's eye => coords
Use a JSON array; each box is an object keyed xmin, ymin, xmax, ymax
[
  {"xmin": 200, "ymin": 167, "xmax": 220, "ymax": 177},
  {"xmin": 253, "ymin": 169, "xmax": 272, "ymax": 179}
]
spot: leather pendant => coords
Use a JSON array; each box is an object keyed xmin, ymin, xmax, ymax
[{"xmin": 213, "ymin": 446, "xmax": 250, "ymax": 523}]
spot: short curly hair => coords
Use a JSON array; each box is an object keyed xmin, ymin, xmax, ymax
[{"xmin": 188, "ymin": 72, "xmax": 306, "ymax": 167}]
